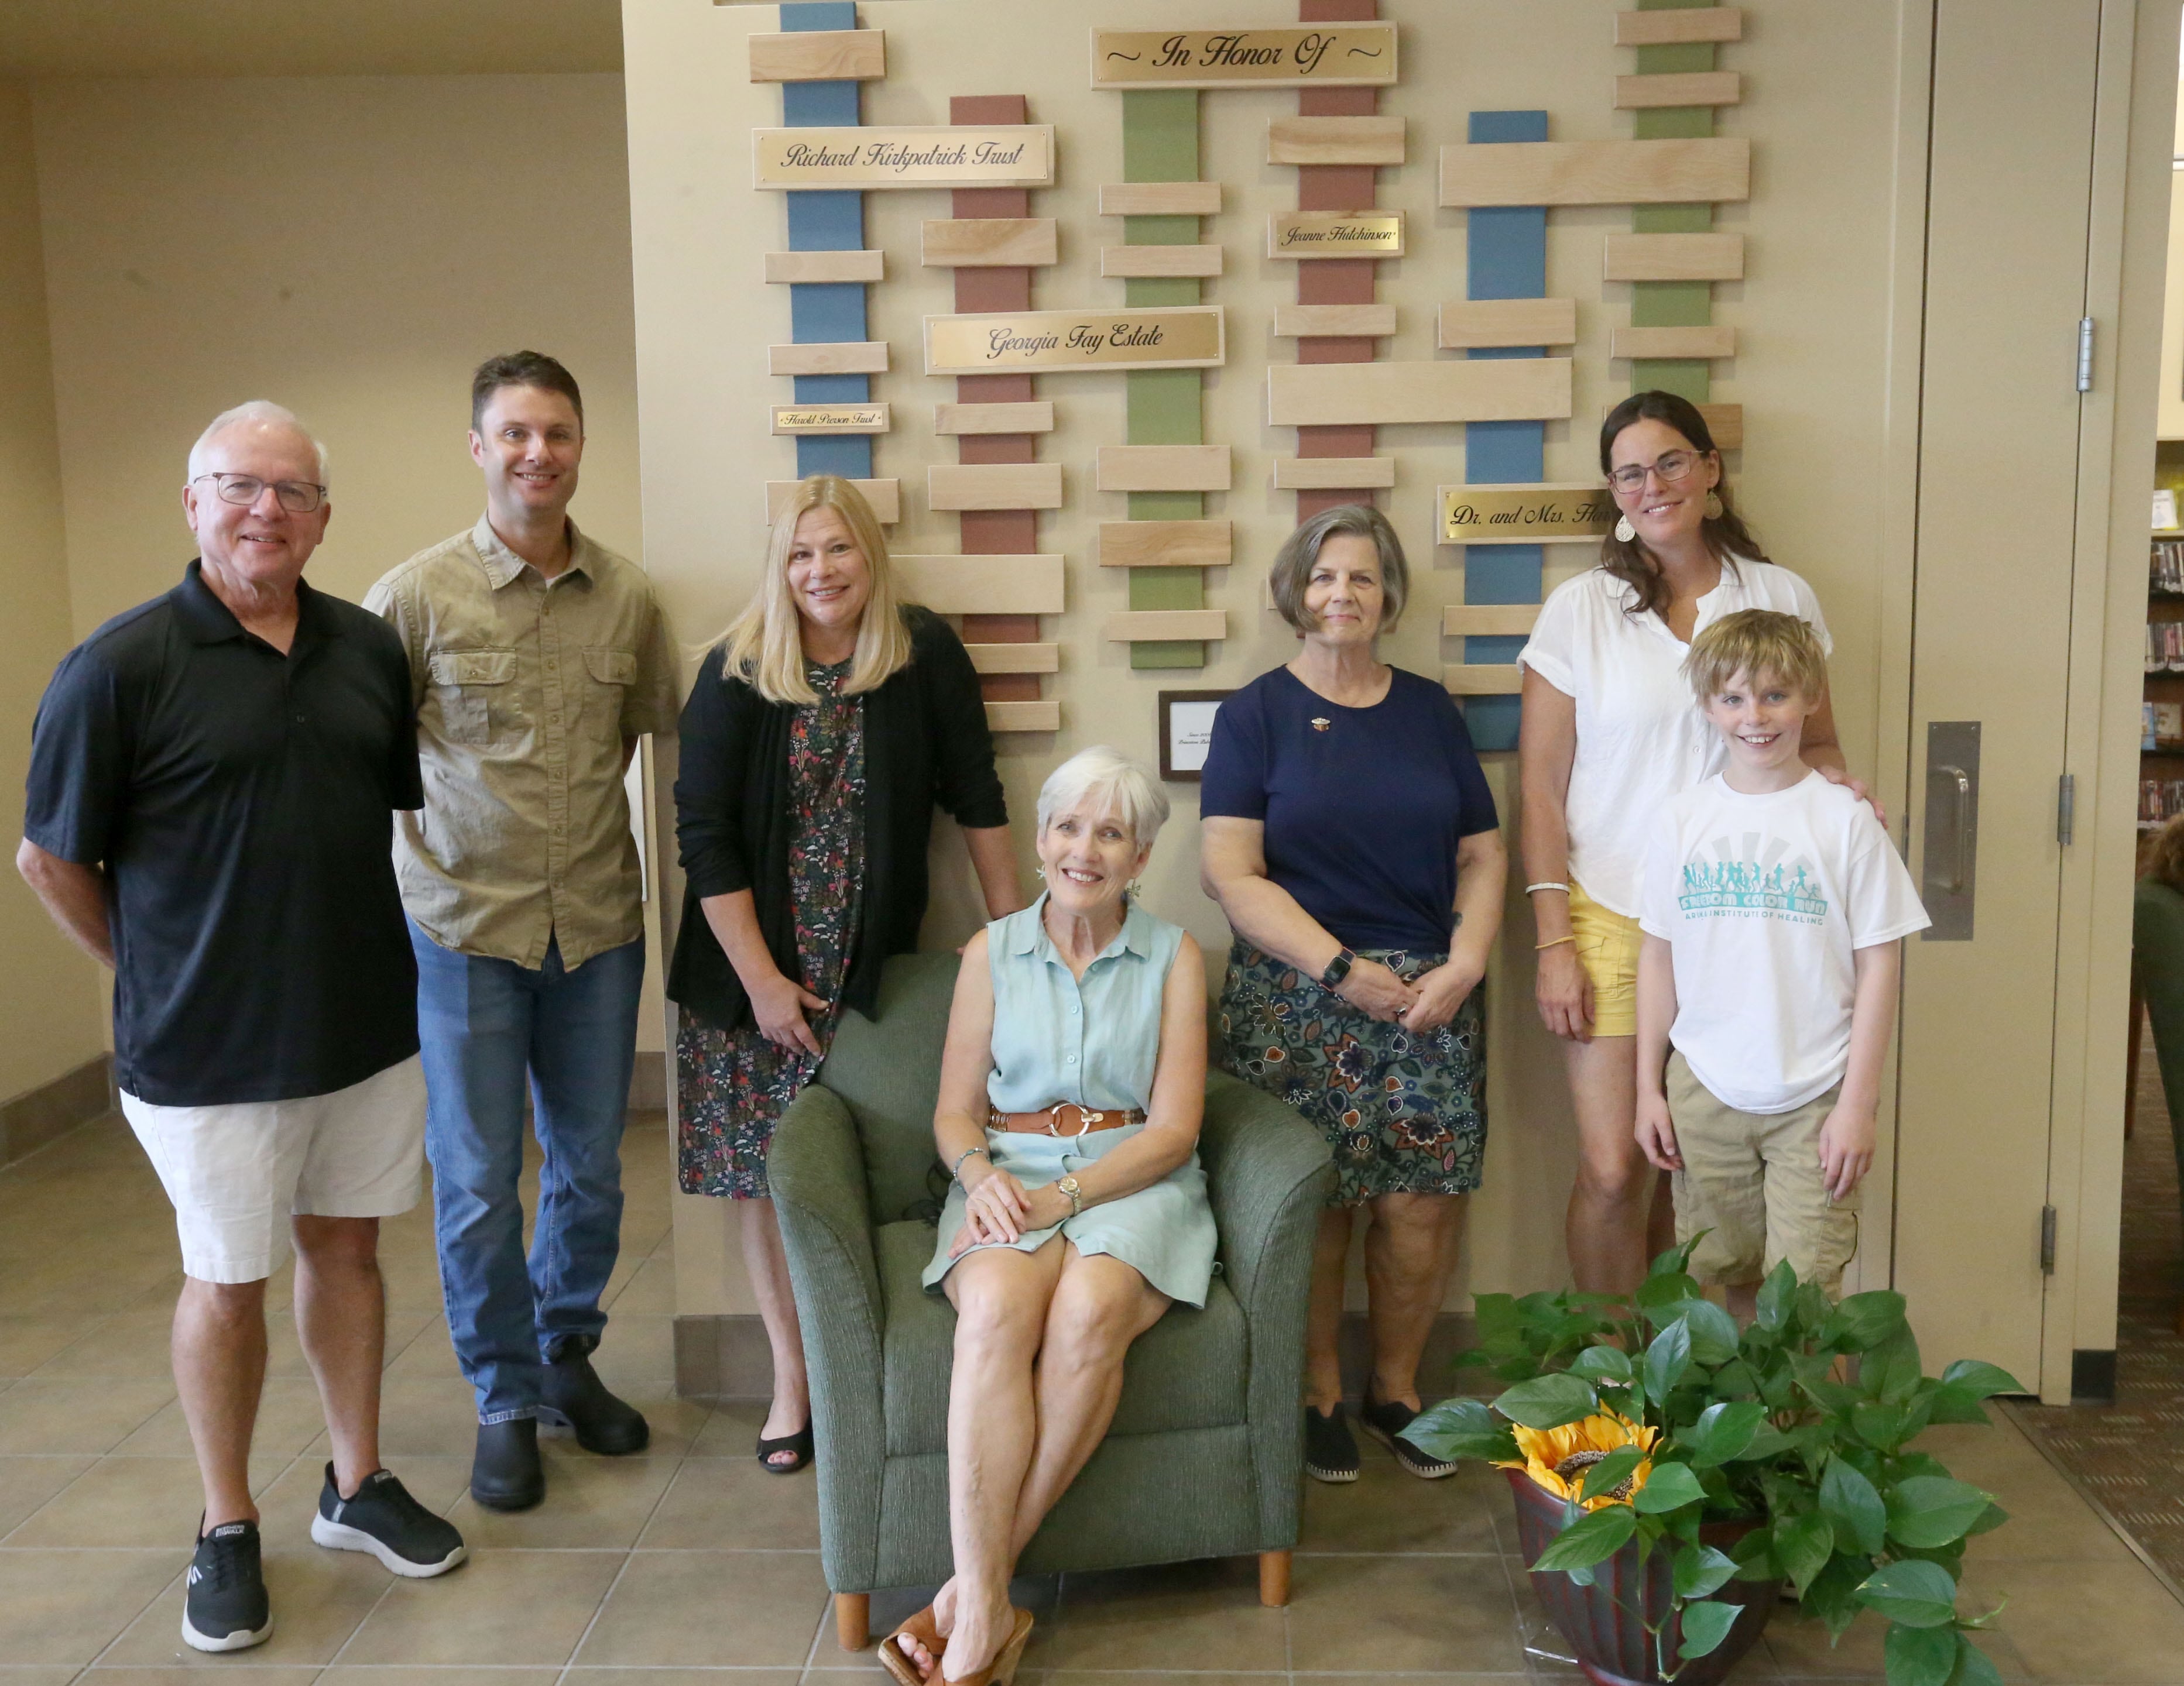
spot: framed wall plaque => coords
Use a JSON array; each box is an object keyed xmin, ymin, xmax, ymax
[
  {"xmin": 753, "ymin": 125, "xmax": 1055, "ymax": 190},
  {"xmin": 1438, "ymin": 482, "xmax": 1618, "ymax": 544},
  {"xmin": 1268, "ymin": 210, "xmax": 1405, "ymax": 259},
  {"xmin": 1092, "ymin": 25, "xmax": 1398, "ymax": 90},
  {"xmin": 1158, "ymin": 689, "xmax": 1234, "ymax": 782},
  {"xmin": 924, "ymin": 306, "xmax": 1226, "ymax": 375}
]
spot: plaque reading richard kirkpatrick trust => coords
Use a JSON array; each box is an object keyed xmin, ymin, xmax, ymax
[
  {"xmin": 1091, "ymin": 25, "xmax": 1397, "ymax": 90},
  {"xmin": 925, "ymin": 308, "xmax": 1225, "ymax": 375},
  {"xmin": 1268, "ymin": 211, "xmax": 1404, "ymax": 259},
  {"xmin": 754, "ymin": 125, "xmax": 1054, "ymax": 190},
  {"xmin": 1439, "ymin": 483, "xmax": 1619, "ymax": 545}
]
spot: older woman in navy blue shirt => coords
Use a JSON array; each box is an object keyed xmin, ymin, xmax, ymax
[{"xmin": 1200, "ymin": 503, "xmax": 1506, "ymax": 1487}]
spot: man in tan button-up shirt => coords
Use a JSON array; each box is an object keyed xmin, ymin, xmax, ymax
[{"xmin": 367, "ymin": 352, "xmax": 678, "ymax": 1514}]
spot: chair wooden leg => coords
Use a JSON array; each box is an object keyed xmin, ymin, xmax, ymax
[
  {"xmin": 836, "ymin": 1592, "xmax": 870, "ymax": 1650},
  {"xmin": 1259, "ymin": 1548, "xmax": 1292, "ymax": 1607}
]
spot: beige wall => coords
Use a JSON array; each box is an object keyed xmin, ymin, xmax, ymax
[
  {"xmin": 25, "ymin": 71, "xmax": 667, "ymax": 1052},
  {"xmin": 625, "ymin": 0, "xmax": 1920, "ymax": 1314},
  {"xmin": 0, "ymin": 81, "xmax": 107, "ymax": 1104}
]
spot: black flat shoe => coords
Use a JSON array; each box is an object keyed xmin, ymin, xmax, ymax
[
  {"xmin": 540, "ymin": 1351, "xmax": 650, "ymax": 1456},
  {"xmin": 756, "ymin": 1421, "xmax": 814, "ymax": 1474},
  {"xmin": 1359, "ymin": 1388, "xmax": 1459, "ymax": 1479},
  {"xmin": 1304, "ymin": 1402, "xmax": 1360, "ymax": 1484},
  {"xmin": 470, "ymin": 1417, "xmax": 545, "ymax": 1511}
]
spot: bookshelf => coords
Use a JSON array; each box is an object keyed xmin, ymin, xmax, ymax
[{"xmin": 2143, "ymin": 513, "xmax": 2184, "ymax": 830}]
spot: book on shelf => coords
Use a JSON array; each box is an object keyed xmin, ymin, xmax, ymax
[{"xmin": 2152, "ymin": 538, "xmax": 2184, "ymax": 594}]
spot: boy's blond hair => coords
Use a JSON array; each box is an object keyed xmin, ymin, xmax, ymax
[{"xmin": 1683, "ymin": 607, "xmax": 1828, "ymax": 703}]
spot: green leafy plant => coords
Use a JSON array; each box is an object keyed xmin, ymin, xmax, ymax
[{"xmin": 1404, "ymin": 1244, "xmax": 2018, "ymax": 1685}]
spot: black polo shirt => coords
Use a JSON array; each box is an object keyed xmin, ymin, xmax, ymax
[{"xmin": 24, "ymin": 561, "xmax": 424, "ymax": 1107}]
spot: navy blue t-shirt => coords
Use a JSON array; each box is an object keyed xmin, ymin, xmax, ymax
[{"xmin": 1200, "ymin": 665, "xmax": 1499, "ymax": 956}]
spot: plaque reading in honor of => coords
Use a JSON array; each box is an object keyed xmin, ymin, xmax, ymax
[
  {"xmin": 1091, "ymin": 25, "xmax": 1398, "ymax": 89},
  {"xmin": 753, "ymin": 125, "xmax": 1055, "ymax": 190},
  {"xmin": 1268, "ymin": 210, "xmax": 1405, "ymax": 259},
  {"xmin": 1439, "ymin": 483, "xmax": 1619, "ymax": 545},
  {"xmin": 924, "ymin": 307, "xmax": 1226, "ymax": 375},
  {"xmin": 772, "ymin": 404, "xmax": 892, "ymax": 435}
]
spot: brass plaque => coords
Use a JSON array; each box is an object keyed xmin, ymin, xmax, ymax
[
  {"xmin": 925, "ymin": 307, "xmax": 1225, "ymax": 375},
  {"xmin": 1439, "ymin": 482, "xmax": 1619, "ymax": 545},
  {"xmin": 1092, "ymin": 25, "xmax": 1397, "ymax": 88},
  {"xmin": 771, "ymin": 404, "xmax": 891, "ymax": 435},
  {"xmin": 753, "ymin": 125, "xmax": 1053, "ymax": 190},
  {"xmin": 1268, "ymin": 211, "xmax": 1404, "ymax": 260}
]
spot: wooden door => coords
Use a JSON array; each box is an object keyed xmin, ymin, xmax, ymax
[{"xmin": 1894, "ymin": 0, "xmax": 2103, "ymax": 1386}]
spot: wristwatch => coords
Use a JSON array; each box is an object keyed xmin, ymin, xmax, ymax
[
  {"xmin": 1319, "ymin": 947, "xmax": 1356, "ymax": 990},
  {"xmin": 1057, "ymin": 1176, "xmax": 1083, "ymax": 1219}
]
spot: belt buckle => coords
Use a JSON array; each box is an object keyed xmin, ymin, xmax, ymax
[{"xmin": 1050, "ymin": 1105, "xmax": 1099, "ymax": 1139}]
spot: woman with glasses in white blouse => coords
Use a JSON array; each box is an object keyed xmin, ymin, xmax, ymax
[{"xmin": 1517, "ymin": 391, "xmax": 1873, "ymax": 1296}]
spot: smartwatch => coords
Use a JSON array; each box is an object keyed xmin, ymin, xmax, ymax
[{"xmin": 1319, "ymin": 947, "xmax": 1356, "ymax": 990}]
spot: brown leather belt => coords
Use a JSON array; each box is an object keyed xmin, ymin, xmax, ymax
[{"xmin": 988, "ymin": 1103, "xmax": 1146, "ymax": 1138}]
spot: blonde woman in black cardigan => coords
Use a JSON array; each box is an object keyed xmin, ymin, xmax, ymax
[{"xmin": 670, "ymin": 475, "xmax": 1025, "ymax": 1472}]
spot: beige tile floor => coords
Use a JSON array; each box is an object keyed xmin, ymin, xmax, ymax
[{"xmin": 5, "ymin": 1110, "xmax": 2184, "ymax": 1684}]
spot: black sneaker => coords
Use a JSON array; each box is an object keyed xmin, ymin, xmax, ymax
[
  {"xmin": 540, "ymin": 1349, "xmax": 650, "ymax": 1455},
  {"xmin": 1304, "ymin": 1402, "xmax": 1361, "ymax": 1484},
  {"xmin": 182, "ymin": 1519, "xmax": 272, "ymax": 1652},
  {"xmin": 311, "ymin": 1465, "xmax": 468, "ymax": 1578}
]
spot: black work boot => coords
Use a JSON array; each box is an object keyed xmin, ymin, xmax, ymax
[
  {"xmin": 540, "ymin": 1341, "xmax": 650, "ymax": 1456},
  {"xmin": 469, "ymin": 1417, "xmax": 545, "ymax": 1511}
]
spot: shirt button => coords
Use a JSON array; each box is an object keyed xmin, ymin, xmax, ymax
[
  {"xmin": 1066, "ymin": 1054, "xmax": 1077, "ymax": 1063},
  {"xmin": 1069, "ymin": 1004, "xmax": 1079, "ymax": 1015}
]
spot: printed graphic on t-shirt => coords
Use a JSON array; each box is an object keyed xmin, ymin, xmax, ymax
[{"xmin": 1676, "ymin": 834, "xmax": 1829, "ymax": 926}]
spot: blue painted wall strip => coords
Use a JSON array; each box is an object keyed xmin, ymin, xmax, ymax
[
  {"xmin": 782, "ymin": 2, "xmax": 870, "ymax": 478},
  {"xmin": 1462, "ymin": 109, "xmax": 1549, "ymax": 750}
]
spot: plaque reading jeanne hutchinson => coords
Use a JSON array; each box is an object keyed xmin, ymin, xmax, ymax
[
  {"xmin": 1268, "ymin": 211, "xmax": 1404, "ymax": 259},
  {"xmin": 925, "ymin": 307, "xmax": 1225, "ymax": 375},
  {"xmin": 772, "ymin": 404, "xmax": 891, "ymax": 436},
  {"xmin": 1092, "ymin": 25, "xmax": 1398, "ymax": 89},
  {"xmin": 1439, "ymin": 483, "xmax": 1619, "ymax": 545},
  {"xmin": 753, "ymin": 125, "xmax": 1054, "ymax": 190}
]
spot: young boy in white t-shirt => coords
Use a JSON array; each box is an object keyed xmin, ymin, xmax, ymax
[{"xmin": 1634, "ymin": 610, "xmax": 1929, "ymax": 1316}]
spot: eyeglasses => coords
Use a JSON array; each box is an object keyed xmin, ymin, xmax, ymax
[
  {"xmin": 1607, "ymin": 449, "xmax": 1705, "ymax": 493},
  {"xmin": 191, "ymin": 472, "xmax": 327, "ymax": 514}
]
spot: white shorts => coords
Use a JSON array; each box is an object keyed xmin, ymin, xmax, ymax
[{"xmin": 121, "ymin": 1055, "xmax": 427, "ymax": 1285}]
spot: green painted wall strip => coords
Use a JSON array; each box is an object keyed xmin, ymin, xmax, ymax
[
  {"xmin": 1627, "ymin": 12, "xmax": 1719, "ymax": 404},
  {"xmin": 1121, "ymin": 88, "xmax": 1205, "ymax": 668}
]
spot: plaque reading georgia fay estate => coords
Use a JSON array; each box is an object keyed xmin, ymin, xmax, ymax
[
  {"xmin": 771, "ymin": 404, "xmax": 891, "ymax": 435},
  {"xmin": 925, "ymin": 307, "xmax": 1226, "ymax": 375},
  {"xmin": 753, "ymin": 125, "xmax": 1054, "ymax": 190},
  {"xmin": 1439, "ymin": 483, "xmax": 1620, "ymax": 544},
  {"xmin": 1268, "ymin": 211, "xmax": 1405, "ymax": 259},
  {"xmin": 1091, "ymin": 25, "xmax": 1398, "ymax": 89}
]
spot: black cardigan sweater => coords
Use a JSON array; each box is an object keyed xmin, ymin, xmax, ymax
[{"xmin": 666, "ymin": 606, "xmax": 1009, "ymax": 1033}]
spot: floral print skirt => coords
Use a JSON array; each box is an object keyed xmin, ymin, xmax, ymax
[{"xmin": 1216, "ymin": 940, "xmax": 1487, "ymax": 1205}]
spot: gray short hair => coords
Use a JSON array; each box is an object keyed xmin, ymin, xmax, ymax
[
  {"xmin": 187, "ymin": 400, "xmax": 331, "ymax": 486},
  {"xmin": 1036, "ymin": 746, "xmax": 1171, "ymax": 849},
  {"xmin": 1267, "ymin": 502, "xmax": 1408, "ymax": 635}
]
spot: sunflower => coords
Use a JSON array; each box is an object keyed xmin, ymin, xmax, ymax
[{"xmin": 1497, "ymin": 1410, "xmax": 1659, "ymax": 1510}]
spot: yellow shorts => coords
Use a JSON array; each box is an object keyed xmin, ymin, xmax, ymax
[{"xmin": 1567, "ymin": 880, "xmax": 1642, "ymax": 1039}]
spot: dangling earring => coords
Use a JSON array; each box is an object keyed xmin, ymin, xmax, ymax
[
  {"xmin": 1704, "ymin": 492, "xmax": 1724, "ymax": 520},
  {"xmin": 1034, "ymin": 866, "xmax": 1046, "ymax": 880},
  {"xmin": 1614, "ymin": 515, "xmax": 1636, "ymax": 543},
  {"xmin": 1126, "ymin": 879, "xmax": 1143, "ymax": 900}
]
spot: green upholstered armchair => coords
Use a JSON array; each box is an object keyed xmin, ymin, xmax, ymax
[{"xmin": 766, "ymin": 949, "xmax": 1336, "ymax": 1651}]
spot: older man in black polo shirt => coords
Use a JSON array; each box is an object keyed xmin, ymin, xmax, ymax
[{"xmin": 18, "ymin": 401, "xmax": 466, "ymax": 1653}]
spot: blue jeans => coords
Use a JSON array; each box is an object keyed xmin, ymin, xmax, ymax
[{"xmin": 410, "ymin": 921, "xmax": 644, "ymax": 1423}]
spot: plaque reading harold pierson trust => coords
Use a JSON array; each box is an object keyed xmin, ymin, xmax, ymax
[
  {"xmin": 753, "ymin": 125, "xmax": 1054, "ymax": 190},
  {"xmin": 925, "ymin": 307, "xmax": 1226, "ymax": 375},
  {"xmin": 1268, "ymin": 211, "xmax": 1405, "ymax": 259},
  {"xmin": 1091, "ymin": 25, "xmax": 1398, "ymax": 90},
  {"xmin": 772, "ymin": 404, "xmax": 891, "ymax": 435},
  {"xmin": 1439, "ymin": 483, "xmax": 1619, "ymax": 545}
]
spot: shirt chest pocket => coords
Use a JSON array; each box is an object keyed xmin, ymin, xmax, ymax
[
  {"xmin": 580, "ymin": 645, "xmax": 636, "ymax": 732},
  {"xmin": 426, "ymin": 648, "xmax": 520, "ymax": 750}
]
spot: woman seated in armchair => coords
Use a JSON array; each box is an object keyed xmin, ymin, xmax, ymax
[{"xmin": 884, "ymin": 746, "xmax": 1213, "ymax": 1686}]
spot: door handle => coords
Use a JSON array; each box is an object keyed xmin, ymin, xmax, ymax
[{"xmin": 1934, "ymin": 764, "xmax": 1971, "ymax": 892}]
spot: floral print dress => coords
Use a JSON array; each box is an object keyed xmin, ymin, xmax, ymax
[{"xmin": 676, "ymin": 658, "xmax": 865, "ymax": 1198}]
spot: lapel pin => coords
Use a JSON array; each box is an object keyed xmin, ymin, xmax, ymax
[{"xmin": 1309, "ymin": 717, "xmax": 1332, "ymax": 733}]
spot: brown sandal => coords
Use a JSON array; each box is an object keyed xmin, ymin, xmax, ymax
[
  {"xmin": 940, "ymin": 1606, "xmax": 1033, "ymax": 1686},
  {"xmin": 877, "ymin": 1604, "xmax": 945, "ymax": 1686}
]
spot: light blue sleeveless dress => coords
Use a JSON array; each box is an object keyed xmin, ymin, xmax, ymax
[{"xmin": 920, "ymin": 895, "xmax": 1218, "ymax": 1307}]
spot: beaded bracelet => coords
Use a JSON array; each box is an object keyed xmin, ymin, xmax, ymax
[{"xmin": 949, "ymin": 1145, "xmax": 990, "ymax": 1183}]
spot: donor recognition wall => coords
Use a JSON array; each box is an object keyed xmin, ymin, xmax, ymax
[{"xmin": 625, "ymin": 0, "xmax": 1907, "ymax": 1303}]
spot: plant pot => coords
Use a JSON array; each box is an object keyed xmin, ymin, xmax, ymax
[{"xmin": 1503, "ymin": 1468, "xmax": 1775, "ymax": 1686}]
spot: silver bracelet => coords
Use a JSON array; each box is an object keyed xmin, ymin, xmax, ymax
[
  {"xmin": 949, "ymin": 1145, "xmax": 990, "ymax": 1184},
  {"xmin": 1524, "ymin": 881, "xmax": 1571, "ymax": 897}
]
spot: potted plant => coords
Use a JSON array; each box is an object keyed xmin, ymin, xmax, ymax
[{"xmin": 1404, "ymin": 1245, "xmax": 2020, "ymax": 1686}]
